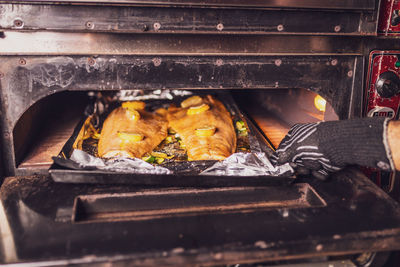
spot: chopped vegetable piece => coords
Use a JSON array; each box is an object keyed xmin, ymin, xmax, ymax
[
  {"xmin": 125, "ymin": 109, "xmax": 141, "ymax": 121},
  {"xmin": 142, "ymin": 155, "xmax": 155, "ymax": 163},
  {"xmin": 155, "ymin": 157, "xmax": 165, "ymax": 164},
  {"xmin": 181, "ymin": 95, "xmax": 203, "ymax": 108},
  {"xmin": 165, "ymin": 136, "xmax": 174, "ymax": 144},
  {"xmin": 187, "ymin": 104, "xmax": 210, "ymax": 115},
  {"xmin": 238, "ymin": 130, "xmax": 248, "ymax": 137},
  {"xmin": 178, "ymin": 140, "xmax": 186, "ymax": 148},
  {"xmin": 151, "ymin": 152, "xmax": 168, "ymax": 158},
  {"xmin": 118, "ymin": 132, "xmax": 144, "ymax": 142},
  {"xmin": 236, "ymin": 120, "xmax": 245, "ymax": 130},
  {"xmin": 195, "ymin": 126, "xmax": 216, "ymax": 137},
  {"xmin": 92, "ymin": 133, "xmax": 101, "ymax": 139},
  {"xmin": 122, "ymin": 101, "xmax": 146, "ymax": 110}
]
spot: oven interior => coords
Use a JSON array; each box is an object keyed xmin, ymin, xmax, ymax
[{"xmin": 12, "ymin": 88, "xmax": 338, "ymax": 175}]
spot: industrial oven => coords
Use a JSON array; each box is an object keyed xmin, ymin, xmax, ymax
[{"xmin": 1, "ymin": 0, "xmax": 400, "ymax": 266}]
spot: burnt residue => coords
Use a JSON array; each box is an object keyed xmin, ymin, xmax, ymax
[
  {"xmin": 72, "ymin": 183, "xmax": 325, "ymax": 223},
  {"xmin": 2, "ymin": 170, "xmax": 400, "ymax": 265},
  {"xmin": 0, "ymin": 3, "xmax": 375, "ymax": 35},
  {"xmin": 1, "ymin": 54, "xmax": 357, "ymax": 130}
]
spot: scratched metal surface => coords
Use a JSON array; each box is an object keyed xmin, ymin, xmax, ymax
[
  {"xmin": 1, "ymin": 168, "xmax": 400, "ymax": 265},
  {"xmin": 0, "ymin": 3, "xmax": 377, "ymax": 35},
  {"xmin": 0, "ymin": 0, "xmax": 377, "ymax": 10}
]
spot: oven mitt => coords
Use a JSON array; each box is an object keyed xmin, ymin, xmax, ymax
[{"xmin": 270, "ymin": 117, "xmax": 394, "ymax": 180}]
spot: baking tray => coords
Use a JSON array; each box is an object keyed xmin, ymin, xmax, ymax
[{"xmin": 49, "ymin": 91, "xmax": 295, "ymax": 185}]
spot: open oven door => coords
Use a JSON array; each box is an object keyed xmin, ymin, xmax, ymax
[{"xmin": 1, "ymin": 168, "xmax": 400, "ymax": 266}]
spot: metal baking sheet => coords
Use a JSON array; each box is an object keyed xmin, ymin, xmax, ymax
[{"xmin": 50, "ymin": 91, "xmax": 295, "ymax": 185}]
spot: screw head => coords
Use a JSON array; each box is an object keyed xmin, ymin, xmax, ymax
[
  {"xmin": 216, "ymin": 59, "xmax": 223, "ymax": 66},
  {"xmin": 86, "ymin": 21, "xmax": 94, "ymax": 29},
  {"xmin": 19, "ymin": 58, "xmax": 26, "ymax": 65},
  {"xmin": 347, "ymin": 70, "xmax": 353, "ymax": 77},
  {"xmin": 153, "ymin": 22, "xmax": 161, "ymax": 31},
  {"xmin": 87, "ymin": 57, "xmax": 96, "ymax": 66},
  {"xmin": 275, "ymin": 59, "xmax": 282, "ymax": 66},
  {"xmin": 277, "ymin": 24, "xmax": 284, "ymax": 31},
  {"xmin": 334, "ymin": 25, "xmax": 341, "ymax": 32},
  {"xmin": 152, "ymin": 57, "xmax": 162, "ymax": 66},
  {"xmin": 13, "ymin": 19, "xmax": 24, "ymax": 28},
  {"xmin": 216, "ymin": 23, "xmax": 224, "ymax": 31}
]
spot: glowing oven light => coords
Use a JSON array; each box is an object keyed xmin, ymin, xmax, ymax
[{"xmin": 314, "ymin": 95, "xmax": 326, "ymax": 112}]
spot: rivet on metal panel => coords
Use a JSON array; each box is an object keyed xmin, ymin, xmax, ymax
[
  {"xmin": 216, "ymin": 59, "xmax": 223, "ymax": 66},
  {"xmin": 316, "ymin": 244, "xmax": 323, "ymax": 251},
  {"xmin": 275, "ymin": 59, "xmax": 282, "ymax": 66},
  {"xmin": 152, "ymin": 58, "xmax": 162, "ymax": 67},
  {"xmin": 18, "ymin": 58, "xmax": 26, "ymax": 65},
  {"xmin": 86, "ymin": 21, "xmax": 94, "ymax": 29},
  {"xmin": 331, "ymin": 59, "xmax": 338, "ymax": 66},
  {"xmin": 347, "ymin": 70, "xmax": 354, "ymax": 77},
  {"xmin": 334, "ymin": 25, "xmax": 341, "ymax": 32},
  {"xmin": 13, "ymin": 19, "xmax": 24, "ymax": 28},
  {"xmin": 0, "ymin": 72, "xmax": 4, "ymax": 79},
  {"xmin": 153, "ymin": 22, "xmax": 161, "ymax": 31},
  {"xmin": 216, "ymin": 23, "xmax": 224, "ymax": 31},
  {"xmin": 277, "ymin": 24, "xmax": 284, "ymax": 31},
  {"xmin": 87, "ymin": 57, "xmax": 96, "ymax": 66}
]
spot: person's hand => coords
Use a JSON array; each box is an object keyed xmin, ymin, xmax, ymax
[{"xmin": 270, "ymin": 118, "xmax": 394, "ymax": 180}]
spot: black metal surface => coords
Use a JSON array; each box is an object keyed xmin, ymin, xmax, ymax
[
  {"xmin": 0, "ymin": 3, "xmax": 377, "ymax": 35},
  {"xmin": 0, "ymin": 0, "xmax": 378, "ymax": 10},
  {"xmin": 50, "ymin": 169, "xmax": 295, "ymax": 187},
  {"xmin": 72, "ymin": 184, "xmax": 325, "ymax": 223},
  {"xmin": 0, "ymin": 55, "xmax": 359, "ymax": 129},
  {"xmin": 2, "ymin": 168, "xmax": 400, "ymax": 265},
  {"xmin": 0, "ymin": 54, "xmax": 360, "ymax": 175}
]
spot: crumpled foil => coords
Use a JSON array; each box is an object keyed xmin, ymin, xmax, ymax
[
  {"xmin": 117, "ymin": 89, "xmax": 193, "ymax": 101},
  {"xmin": 64, "ymin": 149, "xmax": 292, "ymax": 176},
  {"xmin": 69, "ymin": 149, "xmax": 172, "ymax": 174},
  {"xmin": 200, "ymin": 152, "xmax": 293, "ymax": 176}
]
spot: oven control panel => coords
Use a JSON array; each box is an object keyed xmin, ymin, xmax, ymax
[
  {"xmin": 378, "ymin": 0, "xmax": 400, "ymax": 35},
  {"xmin": 365, "ymin": 50, "xmax": 400, "ymax": 192},
  {"xmin": 365, "ymin": 51, "xmax": 400, "ymax": 119}
]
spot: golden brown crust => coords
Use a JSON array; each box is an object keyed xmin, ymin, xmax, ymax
[
  {"xmin": 98, "ymin": 107, "xmax": 168, "ymax": 158},
  {"xmin": 167, "ymin": 95, "xmax": 236, "ymax": 160}
]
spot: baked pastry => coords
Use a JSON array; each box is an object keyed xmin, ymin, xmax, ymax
[
  {"xmin": 98, "ymin": 101, "xmax": 168, "ymax": 158},
  {"xmin": 167, "ymin": 95, "xmax": 236, "ymax": 160}
]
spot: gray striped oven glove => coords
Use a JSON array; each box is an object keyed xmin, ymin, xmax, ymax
[{"xmin": 270, "ymin": 117, "xmax": 394, "ymax": 180}]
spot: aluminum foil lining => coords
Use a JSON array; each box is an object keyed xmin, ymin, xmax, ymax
[
  {"xmin": 70, "ymin": 149, "xmax": 172, "ymax": 174},
  {"xmin": 66, "ymin": 149, "xmax": 293, "ymax": 176},
  {"xmin": 200, "ymin": 152, "xmax": 293, "ymax": 176},
  {"xmin": 116, "ymin": 89, "xmax": 193, "ymax": 101}
]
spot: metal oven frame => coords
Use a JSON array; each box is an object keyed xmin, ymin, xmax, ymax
[{"xmin": 2, "ymin": 1, "xmax": 400, "ymax": 266}]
